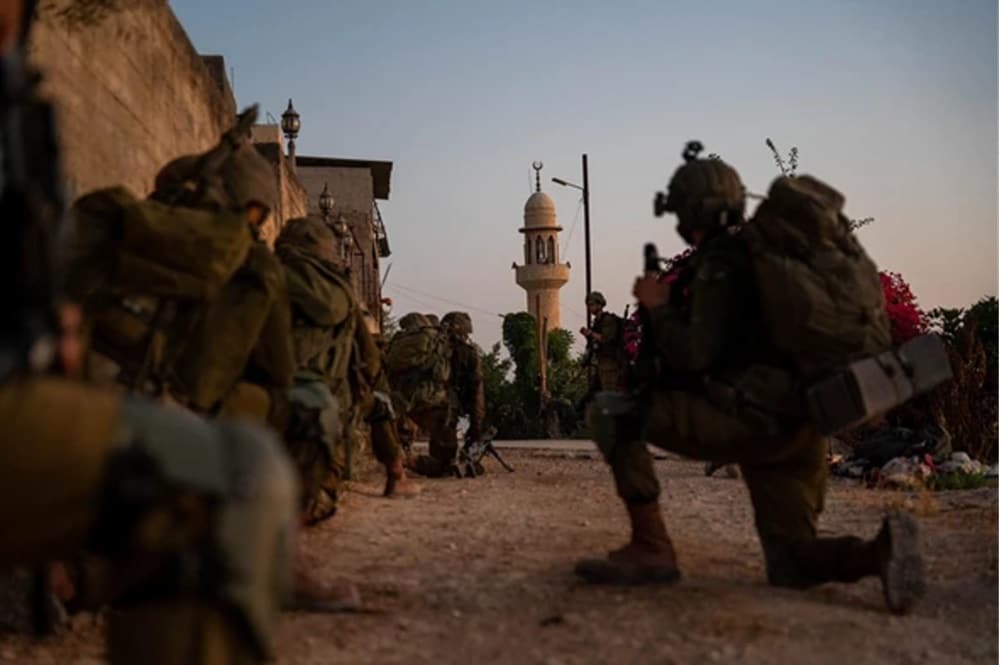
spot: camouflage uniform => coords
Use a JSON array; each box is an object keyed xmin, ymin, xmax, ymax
[
  {"xmin": 583, "ymin": 292, "xmax": 626, "ymax": 392},
  {"xmin": 408, "ymin": 312, "xmax": 486, "ymax": 477},
  {"xmin": 275, "ymin": 218, "xmax": 409, "ymax": 521},
  {"xmin": 577, "ymin": 146, "xmax": 925, "ymax": 614}
]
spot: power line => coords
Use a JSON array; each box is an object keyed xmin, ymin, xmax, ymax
[
  {"xmin": 561, "ymin": 196, "xmax": 584, "ymax": 257},
  {"xmin": 385, "ymin": 287, "xmax": 441, "ymax": 313},
  {"xmin": 389, "ymin": 282, "xmax": 505, "ymax": 318}
]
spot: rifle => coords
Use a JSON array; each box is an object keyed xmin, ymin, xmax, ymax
[
  {"xmin": 628, "ymin": 243, "xmax": 663, "ymax": 397},
  {"xmin": 455, "ymin": 426, "xmax": 512, "ymax": 477},
  {"xmin": 0, "ymin": 0, "xmax": 63, "ymax": 383},
  {"xmin": 0, "ymin": 0, "xmax": 70, "ymax": 636}
]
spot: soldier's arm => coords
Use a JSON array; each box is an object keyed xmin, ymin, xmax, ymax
[{"xmin": 649, "ymin": 251, "xmax": 749, "ymax": 373}]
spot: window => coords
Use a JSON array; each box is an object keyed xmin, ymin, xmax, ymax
[
  {"xmin": 524, "ymin": 239, "xmax": 531, "ymax": 265},
  {"xmin": 547, "ymin": 237, "xmax": 555, "ymax": 264},
  {"xmin": 536, "ymin": 236, "xmax": 545, "ymax": 263}
]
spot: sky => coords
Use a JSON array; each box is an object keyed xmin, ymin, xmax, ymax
[{"xmin": 172, "ymin": 0, "xmax": 998, "ymax": 352}]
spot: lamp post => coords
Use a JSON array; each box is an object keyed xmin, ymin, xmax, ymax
[
  {"xmin": 333, "ymin": 214, "xmax": 352, "ymax": 264},
  {"xmin": 552, "ymin": 153, "xmax": 592, "ymax": 328},
  {"xmin": 281, "ymin": 98, "xmax": 301, "ymax": 170},
  {"xmin": 318, "ymin": 182, "xmax": 335, "ymax": 223}
]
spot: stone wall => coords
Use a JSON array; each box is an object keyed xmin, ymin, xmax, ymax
[
  {"xmin": 253, "ymin": 129, "xmax": 309, "ymax": 247},
  {"xmin": 28, "ymin": 0, "xmax": 236, "ymax": 198}
]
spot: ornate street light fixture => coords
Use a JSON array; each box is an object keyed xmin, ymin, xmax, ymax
[
  {"xmin": 333, "ymin": 214, "xmax": 353, "ymax": 263},
  {"xmin": 281, "ymin": 98, "xmax": 301, "ymax": 169},
  {"xmin": 318, "ymin": 182, "xmax": 335, "ymax": 223}
]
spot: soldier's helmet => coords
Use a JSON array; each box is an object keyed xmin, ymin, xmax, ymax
[
  {"xmin": 399, "ymin": 312, "xmax": 430, "ymax": 331},
  {"xmin": 425, "ymin": 314, "xmax": 441, "ymax": 327},
  {"xmin": 275, "ymin": 216, "xmax": 339, "ymax": 265},
  {"xmin": 654, "ymin": 141, "xmax": 745, "ymax": 244},
  {"xmin": 585, "ymin": 291, "xmax": 607, "ymax": 307},
  {"xmin": 152, "ymin": 105, "xmax": 278, "ymax": 217},
  {"xmin": 442, "ymin": 311, "xmax": 473, "ymax": 337}
]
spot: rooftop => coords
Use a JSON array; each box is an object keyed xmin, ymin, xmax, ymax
[{"xmin": 296, "ymin": 155, "xmax": 394, "ymax": 200}]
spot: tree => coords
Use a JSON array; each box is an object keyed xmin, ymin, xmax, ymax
[{"xmin": 480, "ymin": 313, "xmax": 590, "ymax": 439}]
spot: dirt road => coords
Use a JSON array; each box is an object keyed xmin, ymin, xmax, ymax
[{"xmin": 2, "ymin": 448, "xmax": 997, "ymax": 664}]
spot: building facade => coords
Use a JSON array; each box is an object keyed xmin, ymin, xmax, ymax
[{"xmin": 296, "ymin": 157, "xmax": 393, "ymax": 328}]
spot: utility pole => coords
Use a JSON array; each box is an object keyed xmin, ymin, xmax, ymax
[
  {"xmin": 553, "ymin": 154, "xmax": 593, "ymax": 328},
  {"xmin": 582, "ymin": 153, "xmax": 592, "ymax": 329}
]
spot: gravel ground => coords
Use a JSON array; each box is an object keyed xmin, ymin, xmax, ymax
[{"xmin": 1, "ymin": 448, "xmax": 996, "ymax": 665}]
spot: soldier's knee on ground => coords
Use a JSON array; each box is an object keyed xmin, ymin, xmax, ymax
[
  {"xmin": 758, "ymin": 532, "xmax": 876, "ymax": 589},
  {"xmin": 408, "ymin": 454, "xmax": 450, "ymax": 478}
]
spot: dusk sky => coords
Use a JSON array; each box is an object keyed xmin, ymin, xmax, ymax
[{"xmin": 172, "ymin": 0, "xmax": 998, "ymax": 351}]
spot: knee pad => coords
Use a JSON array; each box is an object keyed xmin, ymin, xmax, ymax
[
  {"xmin": 287, "ymin": 379, "xmax": 342, "ymax": 460},
  {"xmin": 590, "ymin": 391, "xmax": 641, "ymax": 462},
  {"xmin": 96, "ymin": 398, "xmax": 297, "ymax": 658}
]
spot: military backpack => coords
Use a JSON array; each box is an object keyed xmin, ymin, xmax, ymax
[
  {"xmin": 743, "ymin": 175, "xmax": 892, "ymax": 379},
  {"xmin": 385, "ymin": 323, "xmax": 452, "ymax": 410},
  {"xmin": 63, "ymin": 187, "xmax": 280, "ymax": 409}
]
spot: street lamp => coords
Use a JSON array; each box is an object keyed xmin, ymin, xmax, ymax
[
  {"xmin": 552, "ymin": 153, "xmax": 592, "ymax": 328},
  {"xmin": 281, "ymin": 98, "xmax": 301, "ymax": 170},
  {"xmin": 318, "ymin": 182, "xmax": 335, "ymax": 223},
  {"xmin": 333, "ymin": 214, "xmax": 352, "ymax": 263}
]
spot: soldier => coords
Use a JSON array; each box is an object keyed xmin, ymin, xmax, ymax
[
  {"xmin": 64, "ymin": 109, "xmax": 364, "ymax": 612},
  {"xmin": 275, "ymin": 216, "xmax": 417, "ymax": 519},
  {"xmin": 580, "ymin": 291, "xmax": 626, "ymax": 392},
  {"xmin": 575, "ymin": 145, "xmax": 926, "ymax": 614},
  {"xmin": 1, "ymin": 2, "xmax": 298, "ymax": 660},
  {"xmin": 408, "ymin": 311, "xmax": 486, "ymax": 477}
]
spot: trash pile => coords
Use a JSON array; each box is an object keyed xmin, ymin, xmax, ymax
[{"xmin": 829, "ymin": 425, "xmax": 998, "ymax": 490}]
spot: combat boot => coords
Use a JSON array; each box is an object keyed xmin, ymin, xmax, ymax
[
  {"xmin": 383, "ymin": 458, "xmax": 421, "ymax": 498},
  {"xmin": 286, "ymin": 545, "xmax": 363, "ymax": 613},
  {"xmin": 287, "ymin": 565, "xmax": 363, "ymax": 613},
  {"xmin": 874, "ymin": 510, "xmax": 926, "ymax": 614},
  {"xmin": 575, "ymin": 501, "xmax": 681, "ymax": 585}
]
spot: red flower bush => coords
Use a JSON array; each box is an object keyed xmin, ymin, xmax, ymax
[
  {"xmin": 623, "ymin": 249, "xmax": 693, "ymax": 361},
  {"xmin": 879, "ymin": 271, "xmax": 927, "ymax": 344}
]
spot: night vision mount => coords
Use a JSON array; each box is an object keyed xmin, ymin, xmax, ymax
[{"xmin": 654, "ymin": 139, "xmax": 706, "ymax": 216}]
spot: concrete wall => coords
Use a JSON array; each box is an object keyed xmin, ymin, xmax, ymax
[
  {"xmin": 253, "ymin": 137, "xmax": 309, "ymax": 247},
  {"xmin": 29, "ymin": 0, "xmax": 236, "ymax": 198}
]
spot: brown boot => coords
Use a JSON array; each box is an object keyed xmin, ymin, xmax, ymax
[
  {"xmin": 874, "ymin": 511, "xmax": 926, "ymax": 614},
  {"xmin": 286, "ymin": 547, "xmax": 363, "ymax": 613},
  {"xmin": 287, "ymin": 566, "xmax": 363, "ymax": 613},
  {"xmin": 383, "ymin": 458, "xmax": 421, "ymax": 498},
  {"xmin": 575, "ymin": 501, "xmax": 681, "ymax": 585}
]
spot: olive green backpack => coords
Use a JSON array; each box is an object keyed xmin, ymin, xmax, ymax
[
  {"xmin": 65, "ymin": 187, "xmax": 280, "ymax": 409},
  {"xmin": 744, "ymin": 175, "xmax": 891, "ymax": 380},
  {"xmin": 385, "ymin": 324, "xmax": 452, "ymax": 410}
]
